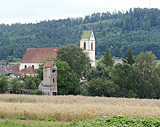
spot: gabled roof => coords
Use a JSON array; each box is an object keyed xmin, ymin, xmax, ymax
[
  {"xmin": 43, "ymin": 61, "xmax": 54, "ymax": 68},
  {"xmin": 20, "ymin": 66, "xmax": 36, "ymax": 74},
  {"xmin": 0, "ymin": 66, "xmax": 11, "ymax": 75},
  {"xmin": 21, "ymin": 48, "xmax": 58, "ymax": 63},
  {"xmin": 80, "ymin": 30, "xmax": 92, "ymax": 40},
  {"xmin": 2, "ymin": 65, "xmax": 21, "ymax": 76}
]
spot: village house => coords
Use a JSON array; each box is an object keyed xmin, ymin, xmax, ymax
[{"xmin": 19, "ymin": 47, "xmax": 58, "ymax": 75}]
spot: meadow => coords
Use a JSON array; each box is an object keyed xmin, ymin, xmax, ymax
[{"xmin": 0, "ymin": 94, "xmax": 159, "ymax": 122}]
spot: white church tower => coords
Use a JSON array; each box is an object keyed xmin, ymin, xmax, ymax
[{"xmin": 80, "ymin": 30, "xmax": 95, "ymax": 66}]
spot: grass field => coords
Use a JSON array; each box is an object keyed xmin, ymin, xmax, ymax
[{"xmin": 0, "ymin": 94, "xmax": 159, "ymax": 122}]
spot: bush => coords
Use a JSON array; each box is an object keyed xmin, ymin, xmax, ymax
[
  {"xmin": 87, "ymin": 77, "xmax": 119, "ymax": 97},
  {"xmin": 31, "ymin": 90, "xmax": 43, "ymax": 95},
  {"xmin": 127, "ymin": 90, "xmax": 137, "ymax": 98}
]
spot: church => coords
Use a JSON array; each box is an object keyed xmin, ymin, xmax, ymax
[
  {"xmin": 19, "ymin": 30, "xmax": 95, "ymax": 73},
  {"xmin": 80, "ymin": 30, "xmax": 95, "ymax": 66}
]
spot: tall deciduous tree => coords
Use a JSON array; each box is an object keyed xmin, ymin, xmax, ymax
[
  {"xmin": 56, "ymin": 44, "xmax": 91, "ymax": 80},
  {"xmin": 123, "ymin": 48, "xmax": 135, "ymax": 65},
  {"xmin": 87, "ymin": 77, "xmax": 119, "ymax": 97},
  {"xmin": 134, "ymin": 51, "xmax": 157, "ymax": 98},
  {"xmin": 101, "ymin": 47, "xmax": 114, "ymax": 67},
  {"xmin": 87, "ymin": 63, "xmax": 109, "ymax": 82},
  {"xmin": 10, "ymin": 78, "xmax": 21, "ymax": 93},
  {"xmin": 0, "ymin": 75, "xmax": 9, "ymax": 93},
  {"xmin": 54, "ymin": 59, "xmax": 79, "ymax": 95}
]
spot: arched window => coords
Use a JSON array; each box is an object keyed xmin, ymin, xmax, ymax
[
  {"xmin": 84, "ymin": 42, "xmax": 86, "ymax": 50},
  {"xmin": 25, "ymin": 65, "xmax": 27, "ymax": 69},
  {"xmin": 32, "ymin": 65, "xmax": 34, "ymax": 69},
  {"xmin": 91, "ymin": 42, "xmax": 93, "ymax": 50}
]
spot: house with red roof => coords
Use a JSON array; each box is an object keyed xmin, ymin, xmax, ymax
[{"xmin": 19, "ymin": 47, "xmax": 58, "ymax": 75}]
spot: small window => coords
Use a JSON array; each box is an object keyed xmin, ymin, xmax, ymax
[
  {"xmin": 25, "ymin": 65, "xmax": 27, "ymax": 69},
  {"xmin": 84, "ymin": 42, "xmax": 86, "ymax": 50},
  {"xmin": 91, "ymin": 42, "xmax": 93, "ymax": 50},
  {"xmin": 53, "ymin": 78, "xmax": 55, "ymax": 83},
  {"xmin": 53, "ymin": 63, "xmax": 54, "ymax": 66},
  {"xmin": 32, "ymin": 65, "xmax": 34, "ymax": 69},
  {"xmin": 52, "ymin": 70, "xmax": 56, "ymax": 73}
]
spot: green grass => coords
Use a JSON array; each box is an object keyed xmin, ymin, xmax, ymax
[
  {"xmin": 0, "ymin": 120, "xmax": 57, "ymax": 127},
  {"xmin": 0, "ymin": 115, "xmax": 159, "ymax": 127}
]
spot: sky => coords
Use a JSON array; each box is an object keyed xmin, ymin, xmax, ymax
[{"xmin": 0, "ymin": 0, "xmax": 160, "ymax": 25}]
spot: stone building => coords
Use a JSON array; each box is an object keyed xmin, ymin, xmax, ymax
[
  {"xmin": 38, "ymin": 61, "xmax": 57, "ymax": 95},
  {"xmin": 80, "ymin": 30, "xmax": 95, "ymax": 66}
]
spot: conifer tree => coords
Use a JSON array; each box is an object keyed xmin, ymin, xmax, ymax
[
  {"xmin": 102, "ymin": 47, "xmax": 114, "ymax": 67},
  {"xmin": 123, "ymin": 48, "xmax": 135, "ymax": 65}
]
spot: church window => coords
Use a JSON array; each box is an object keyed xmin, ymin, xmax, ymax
[
  {"xmin": 52, "ymin": 70, "xmax": 56, "ymax": 73},
  {"xmin": 32, "ymin": 65, "xmax": 34, "ymax": 69},
  {"xmin": 91, "ymin": 42, "xmax": 93, "ymax": 50},
  {"xmin": 53, "ymin": 78, "xmax": 55, "ymax": 83},
  {"xmin": 84, "ymin": 42, "xmax": 86, "ymax": 50},
  {"xmin": 25, "ymin": 65, "xmax": 27, "ymax": 69}
]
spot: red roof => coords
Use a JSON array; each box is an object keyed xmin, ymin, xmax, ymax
[
  {"xmin": 43, "ymin": 61, "xmax": 54, "ymax": 68},
  {"xmin": 20, "ymin": 66, "xmax": 36, "ymax": 74},
  {"xmin": 2, "ymin": 65, "xmax": 20, "ymax": 75},
  {"xmin": 21, "ymin": 48, "xmax": 58, "ymax": 63}
]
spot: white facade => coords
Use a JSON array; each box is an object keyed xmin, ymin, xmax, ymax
[
  {"xmin": 19, "ymin": 63, "xmax": 40, "ymax": 70},
  {"xmin": 80, "ymin": 31, "xmax": 95, "ymax": 66}
]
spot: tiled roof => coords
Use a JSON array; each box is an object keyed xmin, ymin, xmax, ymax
[
  {"xmin": 20, "ymin": 66, "xmax": 36, "ymax": 74},
  {"xmin": 81, "ymin": 30, "xmax": 92, "ymax": 40},
  {"xmin": 2, "ymin": 65, "xmax": 20, "ymax": 75},
  {"xmin": 0, "ymin": 66, "xmax": 10, "ymax": 75},
  {"xmin": 21, "ymin": 48, "xmax": 58, "ymax": 63},
  {"xmin": 43, "ymin": 61, "xmax": 54, "ymax": 68}
]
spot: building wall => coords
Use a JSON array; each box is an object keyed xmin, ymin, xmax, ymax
[
  {"xmin": 19, "ymin": 63, "xmax": 40, "ymax": 70},
  {"xmin": 39, "ymin": 62, "xmax": 57, "ymax": 95},
  {"xmin": 80, "ymin": 31, "xmax": 95, "ymax": 66}
]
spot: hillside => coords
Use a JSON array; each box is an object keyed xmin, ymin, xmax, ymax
[{"xmin": 0, "ymin": 7, "xmax": 160, "ymax": 62}]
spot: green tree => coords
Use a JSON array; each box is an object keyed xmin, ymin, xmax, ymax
[
  {"xmin": 123, "ymin": 48, "xmax": 135, "ymax": 65},
  {"xmin": 87, "ymin": 77, "xmax": 119, "ymax": 97},
  {"xmin": 0, "ymin": 75, "xmax": 9, "ymax": 93},
  {"xmin": 23, "ymin": 75, "xmax": 41, "ymax": 89},
  {"xmin": 36, "ymin": 62, "xmax": 45, "ymax": 80},
  {"xmin": 10, "ymin": 78, "xmax": 21, "ymax": 93},
  {"xmin": 55, "ymin": 59, "xmax": 79, "ymax": 95},
  {"xmin": 101, "ymin": 47, "xmax": 114, "ymax": 67},
  {"xmin": 87, "ymin": 63, "xmax": 109, "ymax": 82},
  {"xmin": 134, "ymin": 51, "xmax": 157, "ymax": 98},
  {"xmin": 56, "ymin": 44, "xmax": 90, "ymax": 80},
  {"xmin": 111, "ymin": 63, "xmax": 138, "ymax": 97}
]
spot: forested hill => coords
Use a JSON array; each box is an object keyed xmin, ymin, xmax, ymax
[{"xmin": 1, "ymin": 8, "xmax": 160, "ymax": 62}]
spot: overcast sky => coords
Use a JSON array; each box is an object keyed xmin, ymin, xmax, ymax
[{"xmin": 0, "ymin": 0, "xmax": 160, "ymax": 24}]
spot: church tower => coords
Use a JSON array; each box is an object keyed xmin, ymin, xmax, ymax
[{"xmin": 80, "ymin": 30, "xmax": 95, "ymax": 66}]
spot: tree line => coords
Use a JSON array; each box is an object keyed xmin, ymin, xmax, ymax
[{"xmin": 0, "ymin": 8, "xmax": 160, "ymax": 63}]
